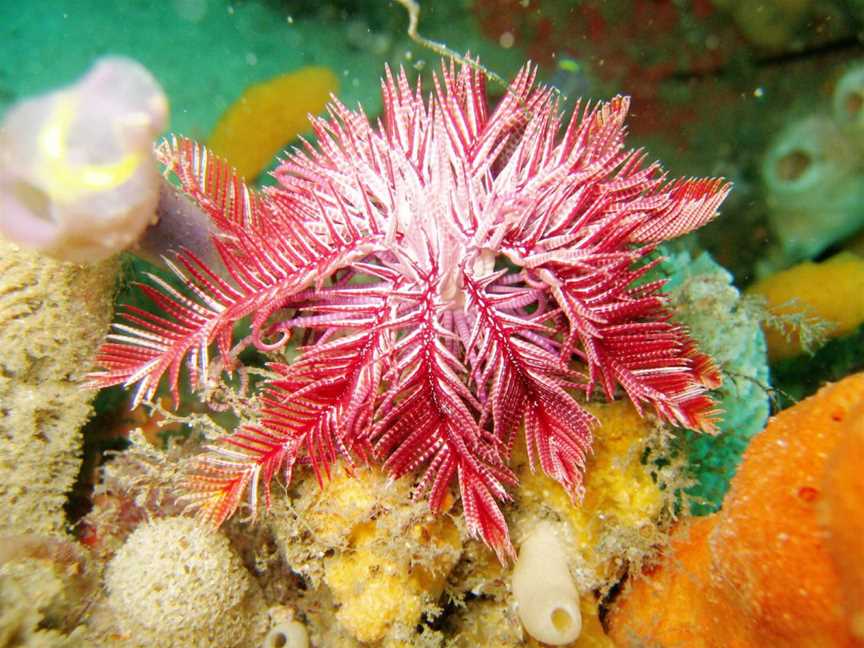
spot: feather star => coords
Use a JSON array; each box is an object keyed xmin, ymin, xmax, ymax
[{"xmin": 89, "ymin": 61, "xmax": 728, "ymax": 562}]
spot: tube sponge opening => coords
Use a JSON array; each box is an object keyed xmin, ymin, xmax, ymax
[
  {"xmin": 261, "ymin": 606, "xmax": 309, "ymax": 648},
  {"xmin": 834, "ymin": 61, "xmax": 864, "ymax": 132},
  {"xmin": 762, "ymin": 115, "xmax": 863, "ymax": 260},
  {"xmin": 762, "ymin": 116, "xmax": 854, "ymax": 200},
  {"xmin": 511, "ymin": 522, "xmax": 582, "ymax": 645},
  {"xmin": 261, "ymin": 621, "xmax": 309, "ymax": 648},
  {"xmin": 0, "ymin": 56, "xmax": 168, "ymax": 262}
]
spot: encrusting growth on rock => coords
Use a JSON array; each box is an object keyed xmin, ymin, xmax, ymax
[
  {"xmin": 268, "ymin": 464, "xmax": 462, "ymax": 645},
  {"xmin": 0, "ymin": 238, "xmax": 118, "ymax": 536},
  {"xmin": 0, "ymin": 535, "xmax": 96, "ymax": 646}
]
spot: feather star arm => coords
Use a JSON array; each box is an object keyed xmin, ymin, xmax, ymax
[{"xmin": 86, "ymin": 137, "xmax": 382, "ymax": 405}]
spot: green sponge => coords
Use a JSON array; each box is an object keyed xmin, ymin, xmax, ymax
[{"xmin": 662, "ymin": 250, "xmax": 771, "ymax": 514}]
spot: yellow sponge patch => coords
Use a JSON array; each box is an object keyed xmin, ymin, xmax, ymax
[
  {"xmin": 749, "ymin": 252, "xmax": 864, "ymax": 360},
  {"xmin": 574, "ymin": 595, "xmax": 616, "ymax": 648},
  {"xmin": 324, "ymin": 515, "xmax": 461, "ymax": 644},
  {"xmin": 208, "ymin": 66, "xmax": 338, "ymax": 180},
  {"xmin": 289, "ymin": 465, "xmax": 462, "ymax": 644},
  {"xmin": 322, "ymin": 508, "xmax": 461, "ymax": 644},
  {"xmin": 449, "ymin": 595, "xmax": 614, "ymax": 647}
]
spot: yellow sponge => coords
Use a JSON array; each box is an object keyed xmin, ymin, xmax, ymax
[
  {"xmin": 324, "ymin": 515, "xmax": 461, "ymax": 644},
  {"xmin": 749, "ymin": 252, "xmax": 864, "ymax": 360},
  {"xmin": 208, "ymin": 66, "xmax": 338, "ymax": 180},
  {"xmin": 449, "ymin": 595, "xmax": 614, "ymax": 647},
  {"xmin": 271, "ymin": 465, "xmax": 462, "ymax": 644}
]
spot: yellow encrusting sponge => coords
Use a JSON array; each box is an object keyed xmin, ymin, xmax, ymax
[
  {"xmin": 748, "ymin": 251, "xmax": 864, "ymax": 360},
  {"xmin": 269, "ymin": 465, "xmax": 463, "ymax": 645},
  {"xmin": 208, "ymin": 67, "xmax": 338, "ymax": 180},
  {"xmin": 514, "ymin": 400, "xmax": 669, "ymax": 592}
]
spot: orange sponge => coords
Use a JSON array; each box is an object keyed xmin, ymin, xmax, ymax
[
  {"xmin": 612, "ymin": 516, "xmax": 749, "ymax": 647},
  {"xmin": 608, "ymin": 373, "xmax": 864, "ymax": 647},
  {"xmin": 208, "ymin": 67, "xmax": 338, "ymax": 180},
  {"xmin": 823, "ymin": 403, "xmax": 864, "ymax": 639}
]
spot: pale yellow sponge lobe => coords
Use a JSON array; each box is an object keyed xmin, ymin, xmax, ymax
[
  {"xmin": 324, "ymin": 514, "xmax": 461, "ymax": 644},
  {"xmin": 208, "ymin": 67, "xmax": 338, "ymax": 180},
  {"xmin": 324, "ymin": 523, "xmax": 422, "ymax": 644},
  {"xmin": 574, "ymin": 596, "xmax": 616, "ymax": 648},
  {"xmin": 749, "ymin": 251, "xmax": 864, "ymax": 360},
  {"xmin": 515, "ymin": 400, "xmax": 667, "ymax": 592},
  {"xmin": 296, "ymin": 465, "xmax": 385, "ymax": 548},
  {"xmin": 105, "ymin": 516, "xmax": 265, "ymax": 648}
]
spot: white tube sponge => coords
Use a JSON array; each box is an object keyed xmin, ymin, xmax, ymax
[
  {"xmin": 762, "ymin": 116, "xmax": 855, "ymax": 203},
  {"xmin": 261, "ymin": 606, "xmax": 309, "ymax": 648},
  {"xmin": 761, "ymin": 115, "xmax": 863, "ymax": 260},
  {"xmin": 262, "ymin": 622, "xmax": 309, "ymax": 648},
  {"xmin": 0, "ymin": 56, "xmax": 168, "ymax": 262},
  {"xmin": 511, "ymin": 521, "xmax": 582, "ymax": 645}
]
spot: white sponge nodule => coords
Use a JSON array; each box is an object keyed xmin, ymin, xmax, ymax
[{"xmin": 105, "ymin": 516, "xmax": 264, "ymax": 648}]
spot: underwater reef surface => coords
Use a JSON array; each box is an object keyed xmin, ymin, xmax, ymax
[{"xmin": 2, "ymin": 1, "xmax": 864, "ymax": 647}]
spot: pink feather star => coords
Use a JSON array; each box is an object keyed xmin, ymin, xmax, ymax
[{"xmin": 89, "ymin": 61, "xmax": 729, "ymax": 562}]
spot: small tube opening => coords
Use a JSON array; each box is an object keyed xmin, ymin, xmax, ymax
[
  {"xmin": 266, "ymin": 631, "xmax": 287, "ymax": 648},
  {"xmin": 262, "ymin": 622, "xmax": 308, "ymax": 648},
  {"xmin": 844, "ymin": 91, "xmax": 863, "ymax": 120},
  {"xmin": 775, "ymin": 150, "xmax": 811, "ymax": 183},
  {"xmin": 551, "ymin": 607, "xmax": 573, "ymax": 632}
]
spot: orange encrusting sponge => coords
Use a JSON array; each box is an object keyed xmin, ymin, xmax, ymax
[
  {"xmin": 824, "ymin": 400, "xmax": 864, "ymax": 641},
  {"xmin": 607, "ymin": 373, "xmax": 864, "ymax": 647},
  {"xmin": 208, "ymin": 66, "xmax": 338, "ymax": 180}
]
